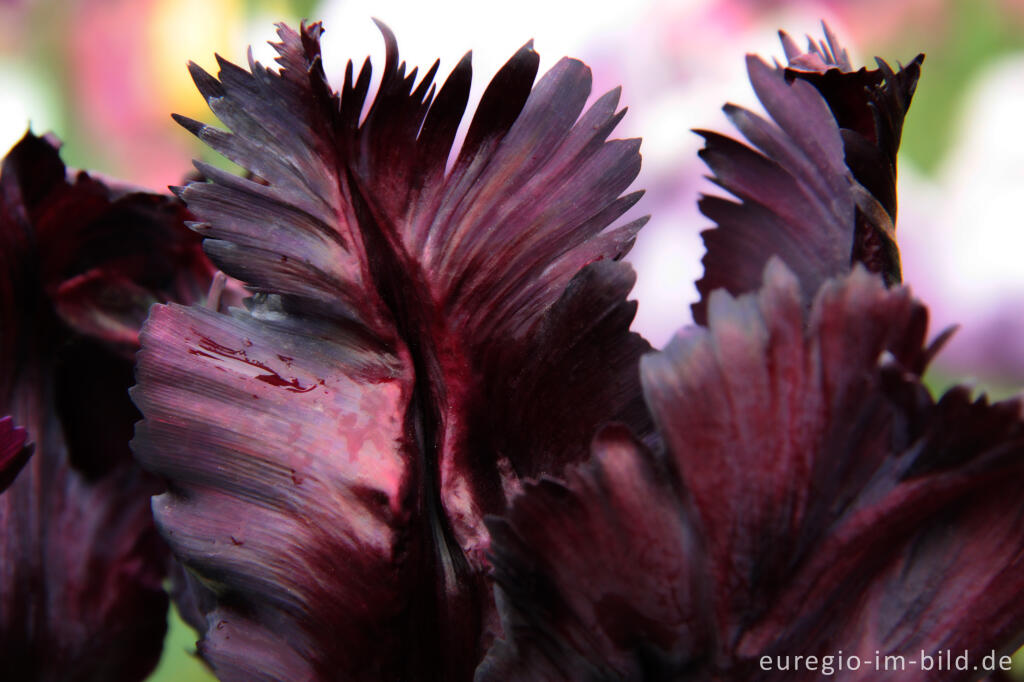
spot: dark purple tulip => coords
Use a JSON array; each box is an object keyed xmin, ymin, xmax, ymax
[
  {"xmin": 482, "ymin": 29, "xmax": 1024, "ymax": 682},
  {"xmin": 692, "ymin": 25, "xmax": 922, "ymax": 325},
  {"xmin": 130, "ymin": 21, "xmax": 651, "ymax": 681},
  {"xmin": 0, "ymin": 131, "xmax": 217, "ymax": 681},
  {"xmin": 485, "ymin": 260, "xmax": 1024, "ymax": 681}
]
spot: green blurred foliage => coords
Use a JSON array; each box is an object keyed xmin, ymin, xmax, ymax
[
  {"xmin": 878, "ymin": 0, "xmax": 1024, "ymax": 174},
  {"xmin": 148, "ymin": 607, "xmax": 217, "ymax": 682}
]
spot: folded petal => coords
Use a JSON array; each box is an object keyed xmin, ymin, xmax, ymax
[
  {"xmin": 692, "ymin": 27, "xmax": 921, "ymax": 325},
  {"xmin": 488, "ymin": 261, "xmax": 1024, "ymax": 679},
  {"xmin": 134, "ymin": 21, "xmax": 650, "ymax": 680},
  {"xmin": 479, "ymin": 426, "xmax": 707, "ymax": 681},
  {"xmin": 132, "ymin": 303, "xmax": 417, "ymax": 680},
  {"xmin": 0, "ymin": 132, "xmax": 215, "ymax": 680}
]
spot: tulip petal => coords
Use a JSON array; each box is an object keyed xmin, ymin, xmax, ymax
[
  {"xmin": 132, "ymin": 302, "xmax": 418, "ymax": 681},
  {"xmin": 135, "ymin": 21, "xmax": 650, "ymax": 680},
  {"xmin": 692, "ymin": 29, "xmax": 921, "ymax": 325},
  {"xmin": 644, "ymin": 262, "xmax": 928, "ymax": 644},
  {"xmin": 0, "ymin": 131, "xmax": 214, "ymax": 680},
  {"xmin": 487, "ymin": 261, "xmax": 1024, "ymax": 678},
  {"xmin": 480, "ymin": 425, "xmax": 707, "ymax": 681}
]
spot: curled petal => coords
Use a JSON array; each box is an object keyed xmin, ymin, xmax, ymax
[
  {"xmin": 135, "ymin": 20, "xmax": 650, "ymax": 680},
  {"xmin": 480, "ymin": 426, "xmax": 706, "ymax": 681},
  {"xmin": 693, "ymin": 28, "xmax": 921, "ymax": 325},
  {"xmin": 488, "ymin": 261, "xmax": 1024, "ymax": 678}
]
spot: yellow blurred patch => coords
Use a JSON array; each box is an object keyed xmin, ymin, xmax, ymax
[{"xmin": 146, "ymin": 0, "xmax": 243, "ymax": 121}]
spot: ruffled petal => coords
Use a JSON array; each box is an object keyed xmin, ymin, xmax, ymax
[
  {"xmin": 0, "ymin": 131, "xmax": 215, "ymax": 680},
  {"xmin": 134, "ymin": 21, "xmax": 650, "ymax": 680},
  {"xmin": 487, "ymin": 261, "xmax": 1024, "ymax": 679},
  {"xmin": 479, "ymin": 425, "xmax": 707, "ymax": 681},
  {"xmin": 692, "ymin": 28, "xmax": 921, "ymax": 325},
  {"xmin": 646, "ymin": 262, "xmax": 926, "ymax": 647},
  {"xmin": 781, "ymin": 24, "xmax": 923, "ymax": 223}
]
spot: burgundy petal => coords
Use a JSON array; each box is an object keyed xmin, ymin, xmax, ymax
[
  {"xmin": 479, "ymin": 425, "xmax": 707, "ymax": 681},
  {"xmin": 0, "ymin": 131, "xmax": 217, "ymax": 680},
  {"xmin": 0, "ymin": 416, "xmax": 32, "ymax": 492},
  {"xmin": 781, "ymin": 24, "xmax": 923, "ymax": 222},
  {"xmin": 133, "ymin": 20, "xmax": 649, "ymax": 681},
  {"xmin": 738, "ymin": 384, "xmax": 1024, "ymax": 680},
  {"xmin": 487, "ymin": 261, "xmax": 1024, "ymax": 679},
  {"xmin": 692, "ymin": 28, "xmax": 921, "ymax": 325},
  {"xmin": 0, "ymin": 440, "xmax": 168, "ymax": 682},
  {"xmin": 646, "ymin": 262, "xmax": 926, "ymax": 647},
  {"xmin": 132, "ymin": 303, "xmax": 416, "ymax": 680}
]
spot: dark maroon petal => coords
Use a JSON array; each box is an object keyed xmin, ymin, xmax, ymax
[
  {"xmin": 175, "ymin": 23, "xmax": 642, "ymax": 341},
  {"xmin": 668, "ymin": 267, "xmax": 1024, "ymax": 670},
  {"xmin": 0, "ymin": 416, "xmax": 32, "ymax": 492},
  {"xmin": 781, "ymin": 25, "xmax": 923, "ymax": 222},
  {"xmin": 132, "ymin": 302, "xmax": 421, "ymax": 680},
  {"xmin": 1, "ymin": 131, "xmax": 215, "ymax": 362},
  {"xmin": 644, "ymin": 262, "xmax": 928, "ymax": 647},
  {"xmin": 0, "ymin": 131, "xmax": 218, "ymax": 680},
  {"xmin": 692, "ymin": 28, "xmax": 920, "ymax": 325},
  {"xmin": 472, "ymin": 259, "xmax": 653, "ymax": 493},
  {"xmin": 738, "ymin": 385, "xmax": 1024, "ymax": 680},
  {"xmin": 0, "ymin": 445, "xmax": 168, "ymax": 682},
  {"xmin": 692, "ymin": 60, "xmax": 851, "ymax": 326},
  {"xmin": 479, "ymin": 425, "xmax": 707, "ymax": 681},
  {"xmin": 487, "ymin": 261, "xmax": 1024, "ymax": 679},
  {"xmin": 137, "ymin": 20, "xmax": 649, "ymax": 680}
]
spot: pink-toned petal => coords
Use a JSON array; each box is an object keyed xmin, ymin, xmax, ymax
[
  {"xmin": 132, "ymin": 303, "xmax": 422, "ymax": 681},
  {"xmin": 143, "ymin": 20, "xmax": 651, "ymax": 679}
]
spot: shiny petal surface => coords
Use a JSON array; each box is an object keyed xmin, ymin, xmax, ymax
[
  {"xmin": 134, "ymin": 21, "xmax": 650, "ymax": 681},
  {"xmin": 132, "ymin": 303, "xmax": 414, "ymax": 681}
]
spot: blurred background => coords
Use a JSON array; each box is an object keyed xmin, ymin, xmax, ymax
[{"xmin": 2, "ymin": 0, "xmax": 1023, "ymax": 679}]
